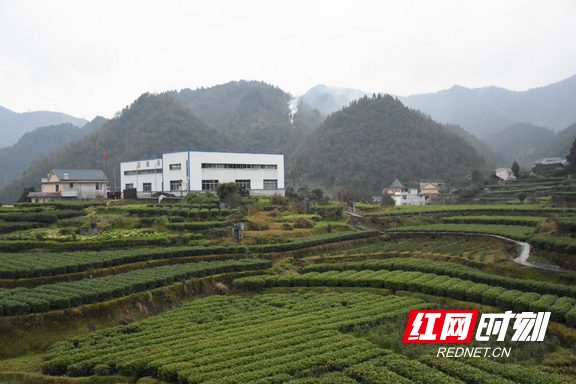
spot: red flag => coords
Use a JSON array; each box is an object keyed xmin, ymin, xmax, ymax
[{"xmin": 103, "ymin": 150, "xmax": 106, "ymax": 159}]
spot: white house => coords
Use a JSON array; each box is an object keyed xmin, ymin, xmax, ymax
[
  {"xmin": 120, "ymin": 151, "xmax": 285, "ymax": 198},
  {"xmin": 382, "ymin": 178, "xmax": 426, "ymax": 206},
  {"xmin": 28, "ymin": 169, "xmax": 108, "ymax": 202},
  {"xmin": 495, "ymin": 168, "xmax": 515, "ymax": 182}
]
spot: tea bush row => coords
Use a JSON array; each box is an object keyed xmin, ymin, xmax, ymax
[{"xmin": 0, "ymin": 259, "xmax": 272, "ymax": 316}]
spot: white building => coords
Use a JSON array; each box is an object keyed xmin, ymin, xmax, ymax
[
  {"xmin": 120, "ymin": 151, "xmax": 285, "ymax": 198},
  {"xmin": 382, "ymin": 178, "xmax": 426, "ymax": 206},
  {"xmin": 495, "ymin": 168, "xmax": 515, "ymax": 182}
]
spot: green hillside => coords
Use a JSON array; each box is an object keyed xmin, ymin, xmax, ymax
[
  {"xmin": 0, "ymin": 94, "xmax": 230, "ymax": 203},
  {"xmin": 0, "ymin": 117, "xmax": 106, "ymax": 189},
  {"xmin": 168, "ymin": 80, "xmax": 324, "ymax": 154},
  {"xmin": 294, "ymin": 94, "xmax": 492, "ymax": 192}
]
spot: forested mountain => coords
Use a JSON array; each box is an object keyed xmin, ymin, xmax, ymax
[
  {"xmin": 167, "ymin": 81, "xmax": 324, "ymax": 154},
  {"xmin": 399, "ymin": 74, "xmax": 576, "ymax": 138},
  {"xmin": 0, "ymin": 117, "xmax": 106, "ymax": 188},
  {"xmin": 480, "ymin": 122, "xmax": 576, "ymax": 169},
  {"xmin": 484, "ymin": 123, "xmax": 557, "ymax": 168},
  {"xmin": 0, "ymin": 94, "xmax": 230, "ymax": 203},
  {"xmin": 0, "ymin": 106, "xmax": 88, "ymax": 148},
  {"xmin": 301, "ymin": 85, "xmax": 368, "ymax": 115},
  {"xmin": 549, "ymin": 122, "xmax": 576, "ymax": 159},
  {"xmin": 293, "ymin": 94, "xmax": 491, "ymax": 192},
  {"xmin": 445, "ymin": 124, "xmax": 505, "ymax": 166}
]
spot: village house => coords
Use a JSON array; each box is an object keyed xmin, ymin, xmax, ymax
[
  {"xmin": 495, "ymin": 168, "xmax": 516, "ymax": 182},
  {"xmin": 28, "ymin": 169, "xmax": 108, "ymax": 203},
  {"xmin": 531, "ymin": 158, "xmax": 569, "ymax": 175},
  {"xmin": 419, "ymin": 180, "xmax": 441, "ymax": 198},
  {"xmin": 382, "ymin": 178, "xmax": 426, "ymax": 206}
]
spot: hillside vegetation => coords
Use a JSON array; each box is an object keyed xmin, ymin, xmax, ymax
[
  {"xmin": 0, "ymin": 94, "xmax": 230, "ymax": 203},
  {"xmin": 294, "ymin": 94, "xmax": 492, "ymax": 192},
  {"xmin": 0, "ymin": 117, "xmax": 106, "ymax": 188},
  {"xmin": 0, "ymin": 106, "xmax": 87, "ymax": 148}
]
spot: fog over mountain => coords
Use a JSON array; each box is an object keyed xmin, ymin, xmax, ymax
[
  {"xmin": 399, "ymin": 74, "xmax": 576, "ymax": 138},
  {"xmin": 0, "ymin": 106, "xmax": 88, "ymax": 148},
  {"xmin": 301, "ymin": 85, "xmax": 368, "ymax": 116}
]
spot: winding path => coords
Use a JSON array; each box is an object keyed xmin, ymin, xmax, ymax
[{"xmin": 345, "ymin": 211, "xmax": 575, "ymax": 275}]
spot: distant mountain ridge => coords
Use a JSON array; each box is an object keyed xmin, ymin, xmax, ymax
[
  {"xmin": 0, "ymin": 106, "xmax": 88, "ymax": 148},
  {"xmin": 0, "ymin": 117, "xmax": 106, "ymax": 188},
  {"xmin": 399, "ymin": 74, "xmax": 576, "ymax": 137},
  {"xmin": 294, "ymin": 94, "xmax": 491, "ymax": 192},
  {"xmin": 167, "ymin": 81, "xmax": 323, "ymax": 154}
]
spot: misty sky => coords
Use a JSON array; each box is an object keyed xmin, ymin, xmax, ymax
[{"xmin": 1, "ymin": 0, "xmax": 576, "ymax": 120}]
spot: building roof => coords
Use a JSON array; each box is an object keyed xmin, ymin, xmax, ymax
[
  {"xmin": 390, "ymin": 178, "xmax": 404, "ymax": 188},
  {"xmin": 495, "ymin": 168, "xmax": 513, "ymax": 173},
  {"xmin": 534, "ymin": 158, "xmax": 564, "ymax": 165},
  {"xmin": 50, "ymin": 169, "xmax": 108, "ymax": 182}
]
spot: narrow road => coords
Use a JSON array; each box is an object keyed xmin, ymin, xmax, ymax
[{"xmin": 345, "ymin": 211, "xmax": 575, "ymax": 274}]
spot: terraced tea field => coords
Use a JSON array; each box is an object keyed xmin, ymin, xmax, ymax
[{"xmin": 1, "ymin": 198, "xmax": 576, "ymax": 383}]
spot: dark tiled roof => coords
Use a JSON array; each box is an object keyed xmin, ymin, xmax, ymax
[
  {"xmin": 390, "ymin": 178, "xmax": 404, "ymax": 187},
  {"xmin": 51, "ymin": 169, "xmax": 108, "ymax": 181}
]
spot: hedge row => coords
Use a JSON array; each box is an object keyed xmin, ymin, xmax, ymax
[
  {"xmin": 0, "ymin": 245, "xmax": 251, "ymax": 279},
  {"xmin": 530, "ymin": 234, "xmax": 576, "ymax": 254},
  {"xmin": 303, "ymin": 258, "xmax": 576, "ymax": 298},
  {"xmin": 0, "ymin": 259, "xmax": 272, "ymax": 316},
  {"xmin": 0, "ymin": 210, "xmax": 85, "ymax": 224},
  {"xmin": 0, "ymin": 236, "xmax": 182, "ymax": 253},
  {"xmin": 247, "ymin": 231, "xmax": 380, "ymax": 253},
  {"xmin": 556, "ymin": 216, "xmax": 576, "ymax": 234},
  {"xmin": 369, "ymin": 204, "xmax": 576, "ymax": 217},
  {"xmin": 0, "ymin": 232, "xmax": 378, "ymax": 278},
  {"xmin": 166, "ymin": 221, "xmax": 229, "ymax": 231},
  {"xmin": 236, "ymin": 270, "xmax": 576, "ymax": 325},
  {"xmin": 0, "ymin": 221, "xmax": 47, "ymax": 234},
  {"xmin": 387, "ymin": 224, "xmax": 534, "ymax": 241},
  {"xmin": 15, "ymin": 201, "xmax": 106, "ymax": 210},
  {"xmin": 440, "ymin": 215, "xmax": 546, "ymax": 227},
  {"xmin": 125, "ymin": 207, "xmax": 238, "ymax": 218}
]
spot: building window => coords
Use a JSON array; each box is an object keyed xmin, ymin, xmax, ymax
[
  {"xmin": 42, "ymin": 186, "xmax": 45, "ymax": 192},
  {"xmin": 55, "ymin": 185, "xmax": 60, "ymax": 192},
  {"xmin": 201, "ymin": 163, "xmax": 277, "ymax": 170},
  {"xmin": 170, "ymin": 164, "xmax": 182, "ymax": 170},
  {"xmin": 69, "ymin": 183, "xmax": 74, "ymax": 188},
  {"xmin": 96, "ymin": 183, "xmax": 101, "ymax": 190},
  {"xmin": 202, "ymin": 180, "xmax": 219, "ymax": 191},
  {"xmin": 157, "ymin": 160, "xmax": 161, "ymax": 166},
  {"xmin": 170, "ymin": 180, "xmax": 182, "ymax": 191},
  {"xmin": 126, "ymin": 183, "xmax": 134, "ymax": 189},
  {"xmin": 146, "ymin": 161, "xmax": 150, "ymax": 167},
  {"xmin": 235, "ymin": 179, "xmax": 251, "ymax": 190},
  {"xmin": 143, "ymin": 183, "xmax": 152, "ymax": 192},
  {"xmin": 263, "ymin": 179, "xmax": 277, "ymax": 189}
]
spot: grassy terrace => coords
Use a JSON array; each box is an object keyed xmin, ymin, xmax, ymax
[
  {"xmin": 364, "ymin": 204, "xmax": 576, "ymax": 216},
  {"xmin": 2, "ymin": 193, "xmax": 576, "ymax": 383}
]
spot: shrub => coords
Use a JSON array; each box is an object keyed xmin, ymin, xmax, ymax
[
  {"xmin": 496, "ymin": 289, "xmax": 523, "ymax": 310},
  {"xmin": 465, "ymin": 283, "xmax": 490, "ymax": 303},
  {"xmin": 529, "ymin": 294, "xmax": 558, "ymax": 313},
  {"xmin": 482, "ymin": 287, "xmax": 506, "ymax": 306},
  {"xmin": 548, "ymin": 297, "xmax": 576, "ymax": 322}
]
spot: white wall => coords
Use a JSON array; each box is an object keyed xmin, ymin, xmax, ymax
[
  {"xmin": 120, "ymin": 158, "xmax": 162, "ymax": 195},
  {"xmin": 189, "ymin": 151, "xmax": 285, "ymax": 192},
  {"xmin": 120, "ymin": 151, "xmax": 285, "ymax": 196}
]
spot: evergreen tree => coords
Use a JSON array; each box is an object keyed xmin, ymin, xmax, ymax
[
  {"xmin": 566, "ymin": 137, "xmax": 576, "ymax": 174},
  {"xmin": 511, "ymin": 161, "xmax": 520, "ymax": 178}
]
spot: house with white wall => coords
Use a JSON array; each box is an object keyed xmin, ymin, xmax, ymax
[
  {"xmin": 381, "ymin": 178, "xmax": 426, "ymax": 206},
  {"xmin": 28, "ymin": 169, "xmax": 108, "ymax": 202},
  {"xmin": 121, "ymin": 150, "xmax": 285, "ymax": 198},
  {"xmin": 495, "ymin": 168, "xmax": 515, "ymax": 182}
]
